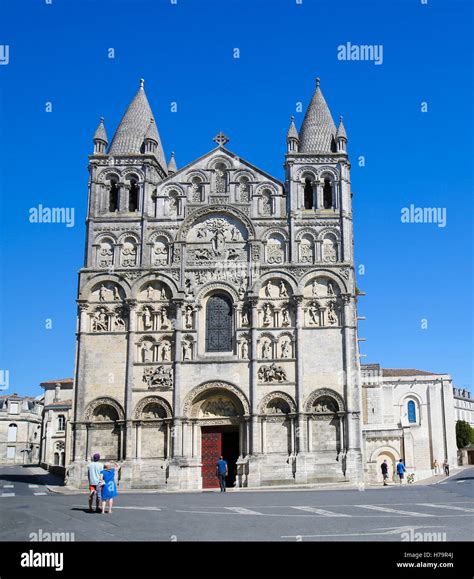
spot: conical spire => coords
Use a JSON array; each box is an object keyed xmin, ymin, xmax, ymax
[
  {"xmin": 336, "ymin": 115, "xmax": 347, "ymax": 139},
  {"xmin": 298, "ymin": 78, "xmax": 337, "ymax": 153},
  {"xmin": 167, "ymin": 151, "xmax": 177, "ymax": 174},
  {"xmin": 144, "ymin": 117, "xmax": 159, "ymax": 143},
  {"xmin": 287, "ymin": 115, "xmax": 299, "ymax": 140},
  {"xmin": 108, "ymin": 79, "xmax": 167, "ymax": 170},
  {"xmin": 93, "ymin": 117, "xmax": 108, "ymax": 144}
]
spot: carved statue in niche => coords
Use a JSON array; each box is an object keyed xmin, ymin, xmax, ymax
[
  {"xmin": 226, "ymin": 248, "xmax": 239, "ymax": 260},
  {"xmin": 267, "ymin": 399, "xmax": 287, "ymax": 414},
  {"xmin": 160, "ymin": 341, "xmax": 171, "ymax": 361},
  {"xmin": 308, "ymin": 303, "xmax": 319, "ymax": 326},
  {"xmin": 264, "ymin": 280, "xmax": 274, "ymax": 298},
  {"xmin": 241, "ymin": 340, "xmax": 249, "ymax": 359},
  {"xmin": 279, "ymin": 282, "xmax": 288, "ymax": 298},
  {"xmin": 195, "ymin": 248, "xmax": 212, "ymax": 261},
  {"xmin": 327, "ymin": 301, "xmax": 338, "ymax": 326},
  {"xmin": 258, "ymin": 363, "xmax": 287, "ymax": 383},
  {"xmin": 263, "ymin": 304, "xmax": 272, "ymax": 326},
  {"xmin": 98, "ymin": 284, "xmax": 110, "ymax": 302},
  {"xmin": 182, "ymin": 340, "xmax": 192, "ymax": 360},
  {"xmin": 160, "ymin": 307, "xmax": 171, "ymax": 329},
  {"xmin": 202, "ymin": 397, "xmax": 237, "ymax": 417},
  {"xmin": 113, "ymin": 311, "xmax": 125, "ymax": 331},
  {"xmin": 92, "ymin": 308, "xmax": 108, "ymax": 332},
  {"xmin": 261, "ymin": 340, "xmax": 272, "ymax": 359},
  {"xmin": 113, "ymin": 287, "xmax": 120, "ymax": 301},
  {"xmin": 311, "ymin": 280, "xmax": 319, "ymax": 297},
  {"xmin": 184, "ymin": 307, "xmax": 193, "ymax": 329},
  {"xmin": 160, "ymin": 286, "xmax": 167, "ymax": 300},
  {"xmin": 143, "ymin": 366, "xmax": 173, "ymax": 389},
  {"xmin": 211, "ymin": 229, "xmax": 226, "ymax": 255},
  {"xmin": 142, "ymin": 403, "xmax": 165, "ymax": 420},
  {"xmin": 141, "ymin": 341, "xmax": 153, "ymax": 363},
  {"xmin": 93, "ymin": 405, "xmax": 116, "ymax": 421},
  {"xmin": 146, "ymin": 285, "xmax": 155, "ymax": 300},
  {"xmin": 241, "ymin": 307, "xmax": 249, "ymax": 326},
  {"xmin": 281, "ymin": 340, "xmax": 291, "ymax": 358},
  {"xmin": 327, "ymin": 281, "xmax": 335, "ymax": 296},
  {"xmin": 281, "ymin": 306, "xmax": 290, "ymax": 327},
  {"xmin": 142, "ymin": 307, "xmax": 153, "ymax": 330},
  {"xmin": 262, "ymin": 193, "xmax": 272, "ymax": 215},
  {"xmin": 314, "ymin": 398, "xmax": 337, "ymax": 413},
  {"xmin": 168, "ymin": 195, "xmax": 178, "ymax": 215},
  {"xmin": 185, "ymin": 278, "xmax": 194, "ymax": 297}
]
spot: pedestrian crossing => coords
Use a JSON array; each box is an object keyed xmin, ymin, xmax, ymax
[
  {"xmin": 176, "ymin": 501, "xmax": 474, "ymax": 519},
  {"xmin": 0, "ymin": 483, "xmax": 49, "ymax": 498}
]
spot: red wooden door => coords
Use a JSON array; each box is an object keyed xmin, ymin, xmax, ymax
[{"xmin": 201, "ymin": 427, "xmax": 222, "ymax": 488}]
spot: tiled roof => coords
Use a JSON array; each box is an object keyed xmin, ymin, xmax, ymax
[
  {"xmin": 108, "ymin": 81, "xmax": 167, "ymax": 171},
  {"xmin": 299, "ymin": 78, "xmax": 337, "ymax": 153},
  {"xmin": 46, "ymin": 400, "xmax": 72, "ymax": 408},
  {"xmin": 336, "ymin": 116, "xmax": 347, "ymax": 139},
  {"xmin": 382, "ymin": 368, "xmax": 443, "ymax": 377},
  {"xmin": 40, "ymin": 378, "xmax": 73, "ymax": 386},
  {"xmin": 287, "ymin": 116, "xmax": 299, "ymax": 140}
]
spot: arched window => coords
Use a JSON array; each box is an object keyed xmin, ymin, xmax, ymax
[
  {"xmin": 109, "ymin": 180, "xmax": 119, "ymax": 212},
  {"xmin": 407, "ymin": 400, "xmax": 417, "ymax": 423},
  {"xmin": 7, "ymin": 423, "xmax": 17, "ymax": 442},
  {"xmin": 54, "ymin": 453, "xmax": 60, "ymax": 466},
  {"xmin": 323, "ymin": 178, "xmax": 333, "ymax": 209},
  {"xmin": 191, "ymin": 177, "xmax": 203, "ymax": 202},
  {"xmin": 128, "ymin": 179, "xmax": 139, "ymax": 212},
  {"xmin": 304, "ymin": 178, "xmax": 313, "ymax": 209},
  {"xmin": 57, "ymin": 415, "xmax": 65, "ymax": 431},
  {"xmin": 206, "ymin": 294, "xmax": 233, "ymax": 352}
]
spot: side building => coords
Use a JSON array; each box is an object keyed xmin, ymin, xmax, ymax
[
  {"xmin": 0, "ymin": 394, "xmax": 43, "ymax": 465},
  {"xmin": 361, "ymin": 364, "xmax": 458, "ymax": 483},
  {"xmin": 452, "ymin": 387, "xmax": 474, "ymax": 427},
  {"xmin": 40, "ymin": 379, "xmax": 73, "ymax": 470}
]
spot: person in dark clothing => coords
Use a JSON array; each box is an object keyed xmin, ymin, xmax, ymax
[
  {"xmin": 216, "ymin": 456, "xmax": 228, "ymax": 492},
  {"xmin": 443, "ymin": 459, "xmax": 450, "ymax": 476},
  {"xmin": 380, "ymin": 459, "xmax": 389, "ymax": 486}
]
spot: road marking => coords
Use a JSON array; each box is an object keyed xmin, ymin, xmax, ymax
[
  {"xmin": 457, "ymin": 480, "xmax": 466, "ymax": 484},
  {"xmin": 1, "ymin": 493, "xmax": 15, "ymax": 497},
  {"xmin": 225, "ymin": 507, "xmax": 263, "ymax": 515},
  {"xmin": 282, "ymin": 525, "xmax": 444, "ymax": 540},
  {"xmin": 418, "ymin": 503, "xmax": 474, "ymax": 513},
  {"xmin": 33, "ymin": 492, "xmax": 48, "ymax": 496},
  {"xmin": 3, "ymin": 485, "xmax": 14, "ymax": 488},
  {"xmin": 112, "ymin": 506, "xmax": 161, "ymax": 511},
  {"xmin": 355, "ymin": 504, "xmax": 434, "ymax": 517},
  {"xmin": 292, "ymin": 506, "xmax": 350, "ymax": 517},
  {"xmin": 28, "ymin": 484, "xmax": 39, "ymax": 488}
]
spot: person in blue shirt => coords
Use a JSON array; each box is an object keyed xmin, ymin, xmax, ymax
[
  {"xmin": 99, "ymin": 462, "xmax": 120, "ymax": 514},
  {"xmin": 216, "ymin": 456, "xmax": 228, "ymax": 492},
  {"xmin": 396, "ymin": 459, "xmax": 406, "ymax": 484}
]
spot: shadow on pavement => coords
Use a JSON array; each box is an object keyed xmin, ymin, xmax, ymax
[{"xmin": 0, "ymin": 466, "xmax": 65, "ymax": 487}]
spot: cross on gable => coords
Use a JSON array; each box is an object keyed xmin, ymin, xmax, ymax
[{"xmin": 213, "ymin": 132, "xmax": 229, "ymax": 146}]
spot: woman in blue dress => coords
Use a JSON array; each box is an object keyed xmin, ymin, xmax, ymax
[{"xmin": 99, "ymin": 462, "xmax": 120, "ymax": 514}]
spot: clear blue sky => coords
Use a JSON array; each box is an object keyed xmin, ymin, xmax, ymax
[{"xmin": 0, "ymin": 0, "xmax": 472, "ymax": 396}]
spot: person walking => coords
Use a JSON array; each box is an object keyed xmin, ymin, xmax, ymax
[
  {"xmin": 443, "ymin": 459, "xmax": 450, "ymax": 476},
  {"xmin": 99, "ymin": 462, "xmax": 120, "ymax": 514},
  {"xmin": 433, "ymin": 459, "xmax": 439, "ymax": 475},
  {"xmin": 380, "ymin": 459, "xmax": 389, "ymax": 486},
  {"xmin": 396, "ymin": 459, "xmax": 406, "ymax": 484},
  {"xmin": 87, "ymin": 453, "xmax": 103, "ymax": 512},
  {"xmin": 216, "ymin": 455, "xmax": 228, "ymax": 493}
]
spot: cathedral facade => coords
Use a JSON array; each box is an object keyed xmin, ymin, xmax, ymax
[{"xmin": 67, "ymin": 78, "xmax": 365, "ymax": 489}]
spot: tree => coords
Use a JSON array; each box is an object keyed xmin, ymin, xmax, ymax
[{"xmin": 456, "ymin": 420, "xmax": 474, "ymax": 449}]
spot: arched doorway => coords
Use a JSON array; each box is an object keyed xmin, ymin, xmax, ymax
[
  {"xmin": 183, "ymin": 383, "xmax": 249, "ymax": 489},
  {"xmin": 373, "ymin": 448, "xmax": 399, "ymax": 483}
]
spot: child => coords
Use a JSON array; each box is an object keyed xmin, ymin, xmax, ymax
[{"xmin": 99, "ymin": 462, "xmax": 120, "ymax": 514}]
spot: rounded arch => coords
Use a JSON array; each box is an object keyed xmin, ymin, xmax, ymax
[
  {"xmin": 182, "ymin": 380, "xmax": 250, "ymax": 418},
  {"xmin": 206, "ymin": 155, "xmax": 232, "ymax": 170},
  {"xmin": 262, "ymin": 227, "xmax": 289, "ymax": 241},
  {"xmin": 255, "ymin": 182, "xmax": 279, "ymax": 196},
  {"xmin": 296, "ymin": 229, "xmax": 317, "ymax": 242},
  {"xmin": 316, "ymin": 167, "xmax": 339, "ymax": 181},
  {"xmin": 84, "ymin": 397, "xmax": 125, "ymax": 422},
  {"xmin": 258, "ymin": 391, "xmax": 296, "ymax": 415},
  {"xmin": 131, "ymin": 273, "xmax": 179, "ymax": 299},
  {"xmin": 304, "ymin": 388, "xmax": 345, "ymax": 413},
  {"xmin": 94, "ymin": 232, "xmax": 118, "ymax": 245},
  {"xmin": 317, "ymin": 227, "xmax": 341, "ymax": 242},
  {"xmin": 117, "ymin": 231, "xmax": 140, "ymax": 245},
  {"xmin": 369, "ymin": 445, "xmax": 401, "ymax": 464},
  {"xmin": 133, "ymin": 395, "xmax": 172, "ymax": 419},
  {"xmin": 295, "ymin": 166, "xmax": 318, "ymax": 182},
  {"xmin": 161, "ymin": 183, "xmax": 186, "ymax": 197},
  {"xmin": 299, "ymin": 269, "xmax": 349, "ymax": 294},
  {"xmin": 185, "ymin": 169, "xmax": 208, "ymax": 182},
  {"xmin": 78, "ymin": 274, "xmax": 132, "ymax": 301},
  {"xmin": 98, "ymin": 170, "xmax": 121, "ymax": 183},
  {"xmin": 233, "ymin": 169, "xmax": 254, "ymax": 182},
  {"xmin": 258, "ymin": 331, "xmax": 278, "ymax": 343},
  {"xmin": 148, "ymin": 230, "xmax": 174, "ymax": 244},
  {"xmin": 252, "ymin": 271, "xmax": 298, "ymax": 296},
  {"xmin": 177, "ymin": 205, "xmax": 256, "ymax": 242},
  {"xmin": 195, "ymin": 281, "xmax": 239, "ymax": 303},
  {"xmin": 122, "ymin": 170, "xmax": 143, "ymax": 182}
]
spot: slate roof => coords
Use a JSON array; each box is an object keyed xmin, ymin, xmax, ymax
[
  {"xmin": 93, "ymin": 117, "xmax": 108, "ymax": 143},
  {"xmin": 299, "ymin": 78, "xmax": 337, "ymax": 153}
]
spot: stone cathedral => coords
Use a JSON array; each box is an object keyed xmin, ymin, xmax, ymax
[{"xmin": 68, "ymin": 78, "xmax": 365, "ymax": 489}]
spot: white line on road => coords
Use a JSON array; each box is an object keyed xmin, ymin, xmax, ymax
[
  {"xmin": 355, "ymin": 504, "xmax": 434, "ymax": 517},
  {"xmin": 457, "ymin": 480, "xmax": 466, "ymax": 484},
  {"xmin": 3, "ymin": 485, "xmax": 14, "ymax": 488},
  {"xmin": 1, "ymin": 493, "xmax": 15, "ymax": 497},
  {"xmin": 292, "ymin": 506, "xmax": 351, "ymax": 517},
  {"xmin": 112, "ymin": 506, "xmax": 161, "ymax": 511},
  {"xmin": 282, "ymin": 525, "xmax": 444, "ymax": 540},
  {"xmin": 33, "ymin": 492, "xmax": 48, "ymax": 496},
  {"xmin": 418, "ymin": 503, "xmax": 474, "ymax": 513},
  {"xmin": 28, "ymin": 484, "xmax": 39, "ymax": 488},
  {"xmin": 225, "ymin": 507, "xmax": 263, "ymax": 515}
]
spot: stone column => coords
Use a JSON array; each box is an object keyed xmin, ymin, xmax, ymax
[
  {"xmin": 172, "ymin": 301, "xmax": 183, "ymax": 457},
  {"xmin": 293, "ymin": 295, "xmax": 305, "ymax": 453},
  {"xmin": 136, "ymin": 422, "xmax": 142, "ymax": 459},
  {"xmin": 249, "ymin": 298, "xmax": 259, "ymax": 453},
  {"xmin": 124, "ymin": 299, "xmax": 137, "ymax": 460}
]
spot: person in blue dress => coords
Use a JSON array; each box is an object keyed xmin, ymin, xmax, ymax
[{"xmin": 99, "ymin": 462, "xmax": 120, "ymax": 514}]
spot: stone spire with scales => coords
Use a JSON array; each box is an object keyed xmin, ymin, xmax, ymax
[{"xmin": 298, "ymin": 77, "xmax": 337, "ymax": 154}]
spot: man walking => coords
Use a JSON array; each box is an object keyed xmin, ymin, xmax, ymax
[
  {"xmin": 443, "ymin": 459, "xmax": 450, "ymax": 476},
  {"xmin": 87, "ymin": 452, "xmax": 103, "ymax": 512},
  {"xmin": 216, "ymin": 455, "xmax": 228, "ymax": 493},
  {"xmin": 396, "ymin": 459, "xmax": 406, "ymax": 484},
  {"xmin": 380, "ymin": 459, "xmax": 389, "ymax": 486}
]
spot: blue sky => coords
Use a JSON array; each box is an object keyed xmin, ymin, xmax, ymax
[{"xmin": 0, "ymin": 0, "xmax": 472, "ymax": 396}]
